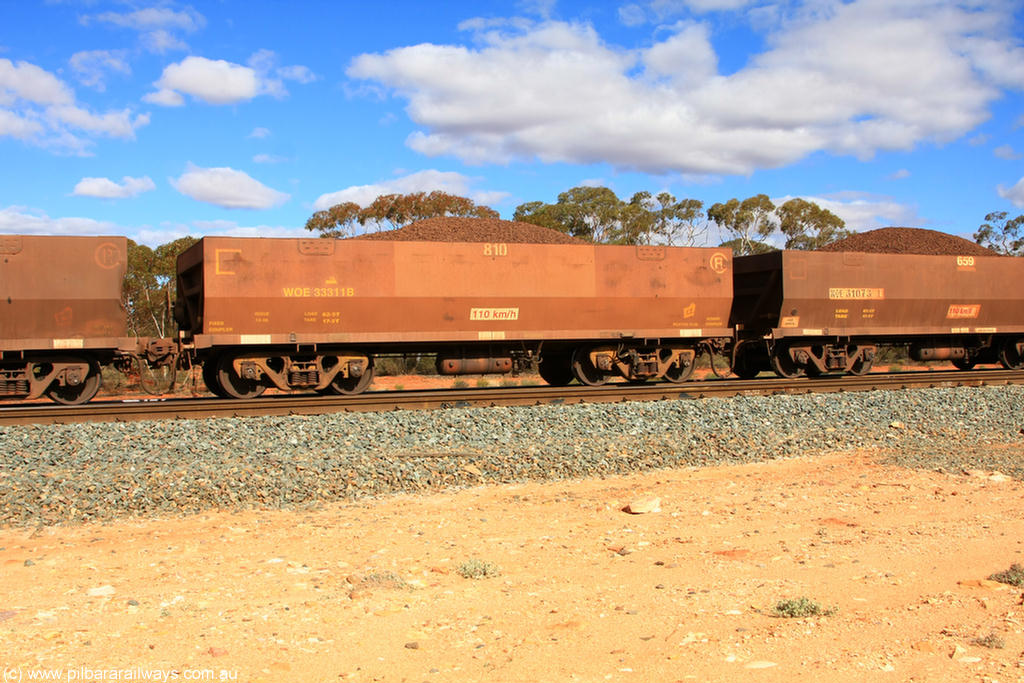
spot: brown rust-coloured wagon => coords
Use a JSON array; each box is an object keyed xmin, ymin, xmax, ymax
[
  {"xmin": 0, "ymin": 235, "xmax": 129, "ymax": 403},
  {"xmin": 175, "ymin": 237, "xmax": 734, "ymax": 397},
  {"xmin": 730, "ymin": 250, "xmax": 1024, "ymax": 377}
]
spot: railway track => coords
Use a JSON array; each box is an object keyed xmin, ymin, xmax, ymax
[{"xmin": 1, "ymin": 368, "xmax": 1022, "ymax": 426}]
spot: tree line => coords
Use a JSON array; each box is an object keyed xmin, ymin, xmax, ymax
[{"xmin": 123, "ymin": 188, "xmax": 1023, "ymax": 338}]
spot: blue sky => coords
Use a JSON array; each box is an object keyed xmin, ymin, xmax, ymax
[{"xmin": 2, "ymin": 0, "xmax": 1023, "ymax": 247}]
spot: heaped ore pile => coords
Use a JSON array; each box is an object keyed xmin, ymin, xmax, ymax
[
  {"xmin": 354, "ymin": 217, "xmax": 582, "ymax": 244},
  {"xmin": 819, "ymin": 227, "xmax": 997, "ymax": 256}
]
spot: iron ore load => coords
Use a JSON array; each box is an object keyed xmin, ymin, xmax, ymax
[{"xmin": 0, "ymin": 222, "xmax": 1022, "ymax": 406}]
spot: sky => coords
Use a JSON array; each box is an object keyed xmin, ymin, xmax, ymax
[{"xmin": 1, "ymin": 0, "xmax": 1023, "ymax": 247}]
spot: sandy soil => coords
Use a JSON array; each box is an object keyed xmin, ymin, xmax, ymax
[{"xmin": 3, "ymin": 450, "xmax": 1024, "ymax": 683}]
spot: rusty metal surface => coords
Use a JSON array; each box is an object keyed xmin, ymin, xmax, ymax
[
  {"xmin": 177, "ymin": 238, "xmax": 734, "ymax": 348},
  {"xmin": 732, "ymin": 251, "xmax": 1024, "ymax": 337},
  {"xmin": 0, "ymin": 235, "xmax": 128, "ymax": 351}
]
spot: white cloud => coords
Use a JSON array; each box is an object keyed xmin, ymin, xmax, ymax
[
  {"xmin": 190, "ymin": 219, "xmax": 306, "ymax": 239},
  {"xmin": 69, "ymin": 50, "xmax": 130, "ymax": 91},
  {"xmin": 618, "ymin": 4, "xmax": 647, "ymax": 26},
  {"xmin": 1, "ymin": 58, "xmax": 149, "ymax": 153},
  {"xmin": 0, "ymin": 205, "xmax": 122, "ymax": 236},
  {"xmin": 83, "ymin": 7, "xmax": 204, "ymax": 55},
  {"xmin": 997, "ymin": 177, "xmax": 1024, "ymax": 208},
  {"xmin": 150, "ymin": 56, "xmax": 260, "ymax": 105},
  {"xmin": 312, "ymin": 169, "xmax": 508, "ymax": 211},
  {"xmin": 48, "ymin": 105, "xmax": 149, "ymax": 138},
  {"xmin": 141, "ymin": 29, "xmax": 188, "ymax": 54},
  {"xmin": 252, "ymin": 153, "xmax": 287, "ymax": 164},
  {"xmin": 994, "ymin": 144, "xmax": 1022, "ymax": 160},
  {"xmin": 276, "ymin": 65, "xmax": 317, "ymax": 84},
  {"xmin": 142, "ymin": 88, "xmax": 184, "ymax": 107},
  {"xmin": 348, "ymin": 3, "xmax": 1023, "ymax": 175},
  {"xmin": 72, "ymin": 175, "xmax": 155, "ymax": 199},
  {"xmin": 147, "ymin": 52, "xmax": 315, "ymax": 106},
  {"xmin": 1, "ymin": 58, "xmax": 74, "ymax": 105},
  {"xmin": 86, "ymin": 7, "xmax": 205, "ymax": 32},
  {"xmin": 249, "ymin": 126, "xmax": 271, "ymax": 139},
  {"xmin": 776, "ymin": 192, "xmax": 926, "ymax": 232},
  {"xmin": 887, "ymin": 169, "xmax": 911, "ymax": 180},
  {"xmin": 0, "ymin": 109, "xmax": 42, "ymax": 139},
  {"xmin": 171, "ymin": 164, "xmax": 290, "ymax": 209}
]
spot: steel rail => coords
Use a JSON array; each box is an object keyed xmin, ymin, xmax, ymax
[{"xmin": 1, "ymin": 369, "xmax": 1022, "ymax": 426}]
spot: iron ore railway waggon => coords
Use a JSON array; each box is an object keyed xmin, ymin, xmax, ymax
[
  {"xmin": 0, "ymin": 235, "xmax": 174, "ymax": 404},
  {"xmin": 730, "ymin": 250, "xmax": 1024, "ymax": 379},
  {"xmin": 174, "ymin": 237, "xmax": 734, "ymax": 398},
  {"xmin": 1, "ymin": 228, "xmax": 1022, "ymax": 405}
]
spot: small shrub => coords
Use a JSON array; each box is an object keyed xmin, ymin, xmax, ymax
[
  {"xmin": 352, "ymin": 570, "xmax": 410, "ymax": 591},
  {"xmin": 393, "ymin": 384, "xmax": 404, "ymax": 391},
  {"xmin": 500, "ymin": 377, "xmax": 518, "ymax": 387},
  {"xmin": 771, "ymin": 597, "xmax": 836, "ymax": 618},
  {"xmin": 973, "ymin": 633, "xmax": 1006, "ymax": 649},
  {"xmin": 452, "ymin": 379, "xmax": 469, "ymax": 389},
  {"xmin": 458, "ymin": 559, "xmax": 501, "ymax": 579},
  {"xmin": 988, "ymin": 563, "xmax": 1024, "ymax": 587},
  {"xmin": 475, "ymin": 377, "xmax": 490, "ymax": 387}
]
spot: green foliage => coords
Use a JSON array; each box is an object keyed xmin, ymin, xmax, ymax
[
  {"xmin": 515, "ymin": 189, "xmax": 611, "ymax": 242},
  {"xmin": 304, "ymin": 201, "xmax": 361, "ymax": 239},
  {"xmin": 457, "ymin": 559, "xmax": 501, "ymax": 579},
  {"xmin": 988, "ymin": 563, "xmax": 1024, "ymax": 586},
  {"xmin": 708, "ymin": 195, "xmax": 847, "ymax": 254},
  {"xmin": 375, "ymin": 355, "xmax": 437, "ymax": 377},
  {"xmin": 626, "ymin": 191, "xmax": 707, "ymax": 246},
  {"xmin": 355, "ymin": 570, "xmax": 411, "ymax": 591},
  {"xmin": 777, "ymin": 198, "xmax": 851, "ymax": 249},
  {"xmin": 974, "ymin": 211, "xmax": 1024, "ymax": 255},
  {"xmin": 717, "ymin": 237, "xmax": 776, "ymax": 255},
  {"xmin": 123, "ymin": 236, "xmax": 198, "ymax": 338},
  {"xmin": 770, "ymin": 597, "xmax": 836, "ymax": 618},
  {"xmin": 514, "ymin": 186, "xmax": 707, "ymax": 245},
  {"xmin": 707, "ymin": 194, "xmax": 777, "ymax": 256},
  {"xmin": 305, "ymin": 191, "xmax": 499, "ymax": 238}
]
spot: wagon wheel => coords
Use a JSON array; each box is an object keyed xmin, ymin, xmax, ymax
[
  {"xmin": 951, "ymin": 357, "xmax": 976, "ymax": 371},
  {"xmin": 538, "ymin": 353, "xmax": 574, "ymax": 386},
  {"xmin": 215, "ymin": 354, "xmax": 266, "ymax": 399},
  {"xmin": 999, "ymin": 338, "xmax": 1024, "ymax": 370},
  {"xmin": 202, "ymin": 358, "xmax": 228, "ymax": 398},
  {"xmin": 848, "ymin": 356, "xmax": 874, "ymax": 376},
  {"xmin": 662, "ymin": 352, "xmax": 695, "ymax": 383},
  {"xmin": 324, "ymin": 359, "xmax": 375, "ymax": 395},
  {"xmin": 769, "ymin": 345, "xmax": 805, "ymax": 379},
  {"xmin": 571, "ymin": 347, "xmax": 607, "ymax": 386},
  {"xmin": 731, "ymin": 345, "xmax": 763, "ymax": 379},
  {"xmin": 46, "ymin": 361, "xmax": 102, "ymax": 405}
]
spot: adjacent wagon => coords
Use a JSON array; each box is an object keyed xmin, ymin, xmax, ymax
[
  {"xmin": 730, "ymin": 250, "xmax": 1024, "ymax": 377},
  {"xmin": 0, "ymin": 235, "xmax": 128, "ymax": 403}
]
